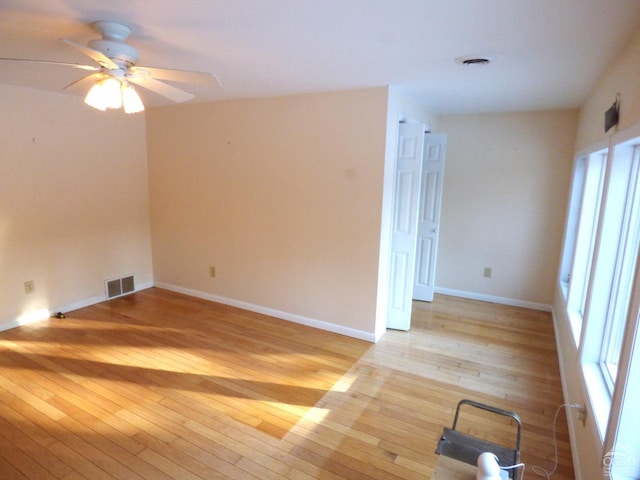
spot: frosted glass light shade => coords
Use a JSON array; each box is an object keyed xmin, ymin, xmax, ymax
[
  {"xmin": 121, "ymin": 83, "xmax": 145, "ymax": 114},
  {"xmin": 84, "ymin": 80, "xmax": 109, "ymax": 111},
  {"xmin": 102, "ymin": 77, "xmax": 123, "ymax": 109},
  {"xmin": 84, "ymin": 77, "xmax": 145, "ymax": 114},
  {"xmin": 84, "ymin": 77, "xmax": 124, "ymax": 111}
]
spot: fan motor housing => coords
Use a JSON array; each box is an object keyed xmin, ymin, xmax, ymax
[
  {"xmin": 89, "ymin": 39, "xmax": 139, "ymax": 66},
  {"xmin": 89, "ymin": 21, "xmax": 139, "ymax": 66}
]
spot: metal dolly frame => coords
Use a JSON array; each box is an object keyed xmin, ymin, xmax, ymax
[{"xmin": 435, "ymin": 399, "xmax": 522, "ymax": 478}]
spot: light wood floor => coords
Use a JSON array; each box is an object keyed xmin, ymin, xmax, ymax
[{"xmin": 0, "ymin": 288, "xmax": 574, "ymax": 479}]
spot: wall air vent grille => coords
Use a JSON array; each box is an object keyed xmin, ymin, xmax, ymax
[
  {"xmin": 454, "ymin": 55, "xmax": 493, "ymax": 66},
  {"xmin": 105, "ymin": 274, "xmax": 135, "ymax": 299}
]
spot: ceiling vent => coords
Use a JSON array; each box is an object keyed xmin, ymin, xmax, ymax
[
  {"xmin": 455, "ymin": 55, "xmax": 492, "ymax": 66},
  {"xmin": 105, "ymin": 274, "xmax": 135, "ymax": 299}
]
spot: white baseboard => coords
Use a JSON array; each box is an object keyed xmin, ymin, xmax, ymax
[
  {"xmin": 3, "ymin": 282, "xmax": 545, "ymax": 339},
  {"xmin": 434, "ymin": 286, "xmax": 552, "ymax": 312},
  {"xmin": 0, "ymin": 310, "xmax": 54, "ymax": 333},
  {"xmin": 154, "ymin": 281, "xmax": 377, "ymax": 342},
  {"xmin": 0, "ymin": 281, "xmax": 154, "ymax": 333}
]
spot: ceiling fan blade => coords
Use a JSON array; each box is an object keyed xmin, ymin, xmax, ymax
[
  {"xmin": 128, "ymin": 75, "xmax": 194, "ymax": 103},
  {"xmin": 130, "ymin": 66, "xmax": 221, "ymax": 87},
  {"xmin": 0, "ymin": 57, "xmax": 99, "ymax": 71},
  {"xmin": 60, "ymin": 39, "xmax": 119, "ymax": 70},
  {"xmin": 63, "ymin": 72, "xmax": 104, "ymax": 94}
]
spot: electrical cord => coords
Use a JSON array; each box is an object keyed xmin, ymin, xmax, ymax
[
  {"xmin": 501, "ymin": 462, "xmax": 526, "ymax": 480},
  {"xmin": 530, "ymin": 403, "xmax": 582, "ymax": 479},
  {"xmin": 480, "ymin": 403, "xmax": 581, "ymax": 480}
]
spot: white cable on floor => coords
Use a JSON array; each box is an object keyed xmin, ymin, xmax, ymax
[
  {"xmin": 480, "ymin": 403, "xmax": 580, "ymax": 480},
  {"xmin": 531, "ymin": 403, "xmax": 582, "ymax": 479}
]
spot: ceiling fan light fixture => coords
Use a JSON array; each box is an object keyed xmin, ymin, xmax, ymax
[
  {"xmin": 84, "ymin": 79, "xmax": 108, "ymax": 111},
  {"xmin": 84, "ymin": 76, "xmax": 122, "ymax": 111},
  {"xmin": 121, "ymin": 83, "xmax": 145, "ymax": 114},
  {"xmin": 3, "ymin": 20, "xmax": 219, "ymax": 113},
  {"xmin": 103, "ymin": 77, "xmax": 123, "ymax": 109},
  {"xmin": 84, "ymin": 77, "xmax": 145, "ymax": 114}
]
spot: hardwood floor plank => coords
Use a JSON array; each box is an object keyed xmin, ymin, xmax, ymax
[
  {"xmin": 136, "ymin": 448, "xmax": 205, "ymax": 480},
  {"xmin": 0, "ymin": 436, "xmax": 56, "ymax": 479},
  {"xmin": 0, "ymin": 372, "xmax": 66, "ymax": 421},
  {"xmin": 46, "ymin": 442, "xmax": 118, "ymax": 480},
  {"xmin": 0, "ymin": 416, "xmax": 73, "ymax": 478},
  {"xmin": 0, "ymin": 288, "xmax": 574, "ymax": 479},
  {"xmin": 60, "ymin": 472, "xmax": 90, "ymax": 480},
  {"xmin": 0, "ymin": 455, "xmax": 29, "ymax": 480},
  {"xmin": 169, "ymin": 438, "xmax": 260, "ymax": 480}
]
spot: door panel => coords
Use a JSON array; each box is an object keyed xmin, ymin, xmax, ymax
[
  {"xmin": 395, "ymin": 170, "xmax": 419, "ymax": 234},
  {"xmin": 413, "ymin": 134, "xmax": 447, "ymax": 302},
  {"xmin": 387, "ymin": 123, "xmax": 424, "ymax": 330},
  {"xmin": 390, "ymin": 251, "xmax": 410, "ymax": 311},
  {"xmin": 415, "ymin": 236, "xmax": 434, "ymax": 286}
]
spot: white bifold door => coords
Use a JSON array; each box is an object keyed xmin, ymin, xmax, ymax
[
  {"xmin": 413, "ymin": 134, "xmax": 446, "ymax": 302},
  {"xmin": 387, "ymin": 123, "xmax": 446, "ymax": 330}
]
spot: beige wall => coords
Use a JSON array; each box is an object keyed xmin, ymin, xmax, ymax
[
  {"xmin": 0, "ymin": 85, "xmax": 153, "ymax": 328},
  {"xmin": 146, "ymin": 88, "xmax": 388, "ymax": 338},
  {"xmin": 437, "ymin": 110, "xmax": 578, "ymax": 306},
  {"xmin": 576, "ymin": 28, "xmax": 640, "ymax": 150}
]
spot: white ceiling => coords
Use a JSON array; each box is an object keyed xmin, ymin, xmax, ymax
[{"xmin": 1, "ymin": 0, "xmax": 640, "ymax": 114}]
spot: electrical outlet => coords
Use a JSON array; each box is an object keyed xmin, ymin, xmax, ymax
[
  {"xmin": 209, "ymin": 266, "xmax": 216, "ymax": 278},
  {"xmin": 24, "ymin": 280, "xmax": 35, "ymax": 295},
  {"xmin": 483, "ymin": 267, "xmax": 492, "ymax": 278},
  {"xmin": 577, "ymin": 405, "xmax": 587, "ymax": 426}
]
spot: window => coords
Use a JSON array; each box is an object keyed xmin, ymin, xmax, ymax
[
  {"xmin": 594, "ymin": 143, "xmax": 640, "ymax": 389},
  {"xmin": 560, "ymin": 148, "xmax": 607, "ymax": 343},
  {"xmin": 571, "ymin": 126, "xmax": 640, "ymax": 443},
  {"xmin": 604, "ymin": 288, "xmax": 640, "ymax": 480},
  {"xmin": 559, "ymin": 155, "xmax": 586, "ymax": 294}
]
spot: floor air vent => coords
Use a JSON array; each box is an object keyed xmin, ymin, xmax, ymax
[{"xmin": 105, "ymin": 274, "xmax": 135, "ymax": 299}]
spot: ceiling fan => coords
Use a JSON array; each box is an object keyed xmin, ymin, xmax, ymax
[{"xmin": 0, "ymin": 21, "xmax": 220, "ymax": 113}]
